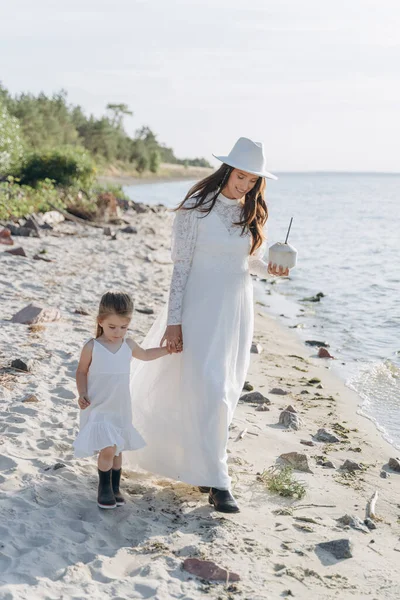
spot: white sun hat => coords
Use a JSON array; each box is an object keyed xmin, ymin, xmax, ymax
[{"xmin": 213, "ymin": 136, "xmax": 278, "ymax": 180}]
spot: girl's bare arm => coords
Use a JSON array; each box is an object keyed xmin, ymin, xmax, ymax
[{"xmin": 76, "ymin": 340, "xmax": 93, "ymax": 408}]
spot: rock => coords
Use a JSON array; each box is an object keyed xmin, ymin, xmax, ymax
[
  {"xmin": 23, "ymin": 394, "xmax": 39, "ymax": 403},
  {"xmin": 0, "ymin": 227, "xmax": 13, "ymax": 245},
  {"xmin": 364, "ymin": 518, "xmax": 377, "ymax": 530},
  {"xmin": 270, "ymin": 387, "xmax": 288, "ymax": 395},
  {"xmin": 243, "ymin": 381, "xmax": 254, "ymax": 391},
  {"xmin": 120, "ymin": 225, "xmax": 138, "ymax": 234},
  {"xmin": 315, "ymin": 428, "xmax": 340, "ymax": 443},
  {"xmin": 308, "ymin": 377, "xmax": 321, "ymax": 385},
  {"xmin": 251, "ymin": 342, "xmax": 263, "ymax": 354},
  {"xmin": 24, "ymin": 216, "xmax": 41, "ymax": 237},
  {"xmin": 300, "ymin": 439, "xmax": 315, "ymax": 447},
  {"xmin": 279, "ymin": 405, "xmax": 303, "ymax": 430},
  {"xmin": 388, "ymin": 457, "xmax": 400, "ymax": 472},
  {"xmin": 135, "ymin": 307, "xmax": 154, "ymax": 315},
  {"xmin": 305, "ymin": 340, "xmax": 330, "ymax": 348},
  {"xmin": 103, "ymin": 226, "xmax": 112, "ymax": 236},
  {"xmin": 74, "ymin": 307, "xmax": 90, "ymax": 316},
  {"xmin": 337, "ymin": 515, "xmax": 369, "ymax": 534},
  {"xmin": 42, "ymin": 210, "xmax": 65, "ymax": 226},
  {"xmin": 341, "ymin": 460, "xmax": 362, "ymax": 473},
  {"xmin": 380, "ymin": 470, "xmax": 389, "ymax": 479},
  {"xmin": 279, "ymin": 452, "xmax": 313, "ymax": 473},
  {"xmin": 316, "ymin": 384, "xmax": 323, "ymax": 389},
  {"xmin": 300, "ymin": 390, "xmax": 309, "ymax": 395},
  {"xmin": 11, "ymin": 302, "xmax": 61, "ymax": 325},
  {"xmin": 316, "ymin": 538, "xmax": 353, "ymax": 560},
  {"xmin": 301, "ymin": 292, "xmax": 325, "ymax": 302},
  {"xmin": 33, "ymin": 254, "xmax": 53, "ymax": 262},
  {"xmin": 255, "ymin": 405, "xmax": 270, "ymax": 411},
  {"xmin": 182, "ymin": 558, "xmax": 240, "ymax": 582},
  {"xmin": 240, "ymin": 391, "xmax": 270, "ymax": 405},
  {"xmin": 5, "ymin": 246, "xmax": 27, "ymax": 257},
  {"xmin": 53, "ymin": 462, "xmax": 66, "ymax": 470},
  {"xmin": 6, "ymin": 223, "xmax": 37, "ymax": 237},
  {"xmin": 11, "ymin": 359, "xmax": 33, "ymax": 372},
  {"xmin": 317, "ymin": 459, "xmax": 336, "ymax": 469},
  {"xmin": 318, "ymin": 347, "xmax": 334, "ymax": 359}
]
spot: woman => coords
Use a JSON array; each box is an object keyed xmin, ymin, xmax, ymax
[{"xmin": 128, "ymin": 137, "xmax": 288, "ymax": 513}]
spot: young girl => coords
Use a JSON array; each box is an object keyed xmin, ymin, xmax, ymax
[{"xmin": 73, "ymin": 291, "xmax": 174, "ymax": 509}]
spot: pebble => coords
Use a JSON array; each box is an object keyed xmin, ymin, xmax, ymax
[
  {"xmin": 5, "ymin": 246, "xmax": 27, "ymax": 257},
  {"xmin": 341, "ymin": 460, "xmax": 362, "ymax": 473},
  {"xmin": 279, "ymin": 452, "xmax": 313, "ymax": 473},
  {"xmin": 300, "ymin": 440, "xmax": 315, "ymax": 447},
  {"xmin": 251, "ymin": 342, "xmax": 263, "ymax": 354},
  {"xmin": 11, "ymin": 359, "xmax": 33, "ymax": 372},
  {"xmin": 316, "ymin": 538, "xmax": 353, "ymax": 560},
  {"xmin": 270, "ymin": 388, "xmax": 288, "ymax": 395},
  {"xmin": 279, "ymin": 406, "xmax": 303, "ymax": 430},
  {"xmin": 315, "ymin": 428, "xmax": 340, "ymax": 443},
  {"xmin": 388, "ymin": 457, "xmax": 400, "ymax": 472},
  {"xmin": 241, "ymin": 391, "xmax": 270, "ymax": 405}
]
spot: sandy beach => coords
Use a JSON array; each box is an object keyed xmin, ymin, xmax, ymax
[{"xmin": 1, "ymin": 206, "xmax": 400, "ymax": 600}]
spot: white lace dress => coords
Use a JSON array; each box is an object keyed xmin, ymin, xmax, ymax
[{"xmin": 128, "ymin": 193, "xmax": 270, "ymax": 489}]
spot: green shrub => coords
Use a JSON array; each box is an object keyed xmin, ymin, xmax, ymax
[
  {"xmin": 136, "ymin": 154, "xmax": 149, "ymax": 174},
  {"xmin": 0, "ymin": 177, "xmax": 63, "ymax": 220},
  {"xmin": 149, "ymin": 150, "xmax": 160, "ymax": 174},
  {"xmin": 0, "ymin": 101, "xmax": 24, "ymax": 176},
  {"xmin": 19, "ymin": 146, "xmax": 96, "ymax": 188}
]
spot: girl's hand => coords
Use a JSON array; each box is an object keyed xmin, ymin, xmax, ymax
[
  {"xmin": 160, "ymin": 325, "xmax": 183, "ymax": 353},
  {"xmin": 268, "ymin": 262, "xmax": 289, "ymax": 277},
  {"xmin": 78, "ymin": 395, "xmax": 90, "ymax": 410}
]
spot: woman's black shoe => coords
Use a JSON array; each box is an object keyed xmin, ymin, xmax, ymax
[
  {"xmin": 111, "ymin": 468, "xmax": 126, "ymax": 506},
  {"xmin": 208, "ymin": 488, "xmax": 240, "ymax": 513},
  {"xmin": 198, "ymin": 486, "xmax": 210, "ymax": 494},
  {"xmin": 97, "ymin": 468, "xmax": 117, "ymax": 509}
]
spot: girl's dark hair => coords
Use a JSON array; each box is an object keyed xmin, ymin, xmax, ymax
[
  {"xmin": 175, "ymin": 164, "xmax": 268, "ymax": 254},
  {"xmin": 96, "ymin": 291, "xmax": 134, "ymax": 338}
]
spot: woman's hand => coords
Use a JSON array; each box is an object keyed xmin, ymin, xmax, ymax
[
  {"xmin": 160, "ymin": 325, "xmax": 183, "ymax": 353},
  {"xmin": 268, "ymin": 262, "xmax": 289, "ymax": 277},
  {"xmin": 78, "ymin": 395, "xmax": 90, "ymax": 410}
]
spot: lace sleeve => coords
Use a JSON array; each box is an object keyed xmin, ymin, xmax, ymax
[
  {"xmin": 248, "ymin": 224, "xmax": 270, "ymax": 279},
  {"xmin": 167, "ymin": 206, "xmax": 199, "ymax": 325}
]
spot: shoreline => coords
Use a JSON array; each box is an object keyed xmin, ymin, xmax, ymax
[
  {"xmin": 97, "ymin": 162, "xmax": 213, "ymax": 187},
  {"xmin": 1, "ymin": 208, "xmax": 400, "ymax": 598}
]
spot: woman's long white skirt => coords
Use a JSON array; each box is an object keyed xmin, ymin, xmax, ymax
[{"xmin": 127, "ymin": 267, "xmax": 254, "ymax": 489}]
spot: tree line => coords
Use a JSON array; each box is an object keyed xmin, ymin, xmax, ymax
[{"xmin": 0, "ymin": 84, "xmax": 211, "ymax": 179}]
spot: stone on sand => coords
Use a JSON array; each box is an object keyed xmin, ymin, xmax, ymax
[
  {"xmin": 279, "ymin": 405, "xmax": 303, "ymax": 430},
  {"xmin": 241, "ymin": 391, "xmax": 270, "ymax": 405},
  {"xmin": 316, "ymin": 538, "xmax": 353, "ymax": 560},
  {"xmin": 182, "ymin": 558, "xmax": 240, "ymax": 582},
  {"xmin": 279, "ymin": 452, "xmax": 313, "ymax": 473},
  {"xmin": 11, "ymin": 302, "xmax": 61, "ymax": 325},
  {"xmin": 315, "ymin": 428, "xmax": 340, "ymax": 443}
]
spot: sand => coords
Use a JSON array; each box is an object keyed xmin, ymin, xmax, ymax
[{"xmin": 1, "ymin": 208, "xmax": 400, "ymax": 600}]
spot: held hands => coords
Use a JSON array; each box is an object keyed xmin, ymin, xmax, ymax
[
  {"xmin": 268, "ymin": 262, "xmax": 289, "ymax": 277},
  {"xmin": 78, "ymin": 395, "xmax": 90, "ymax": 410},
  {"xmin": 160, "ymin": 324, "xmax": 183, "ymax": 354}
]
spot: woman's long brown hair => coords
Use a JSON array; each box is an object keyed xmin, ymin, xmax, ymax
[{"xmin": 175, "ymin": 164, "xmax": 268, "ymax": 254}]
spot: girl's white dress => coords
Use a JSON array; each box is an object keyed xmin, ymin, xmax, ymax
[
  {"xmin": 74, "ymin": 339, "xmax": 146, "ymax": 458},
  {"xmin": 128, "ymin": 193, "xmax": 270, "ymax": 489}
]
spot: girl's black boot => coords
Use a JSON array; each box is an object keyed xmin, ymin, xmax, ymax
[
  {"xmin": 97, "ymin": 468, "xmax": 117, "ymax": 509},
  {"xmin": 111, "ymin": 468, "xmax": 126, "ymax": 506}
]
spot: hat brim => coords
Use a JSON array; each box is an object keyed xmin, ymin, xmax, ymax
[{"xmin": 212, "ymin": 154, "xmax": 278, "ymax": 180}]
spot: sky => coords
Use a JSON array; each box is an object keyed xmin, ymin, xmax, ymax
[{"xmin": 1, "ymin": 0, "xmax": 400, "ymax": 171}]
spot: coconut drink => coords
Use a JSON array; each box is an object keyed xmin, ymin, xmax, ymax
[{"xmin": 268, "ymin": 218, "xmax": 297, "ymax": 270}]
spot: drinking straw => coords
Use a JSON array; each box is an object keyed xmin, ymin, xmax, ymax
[{"xmin": 285, "ymin": 217, "xmax": 293, "ymax": 244}]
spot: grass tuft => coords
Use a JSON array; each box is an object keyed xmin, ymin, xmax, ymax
[{"xmin": 259, "ymin": 466, "xmax": 306, "ymax": 499}]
